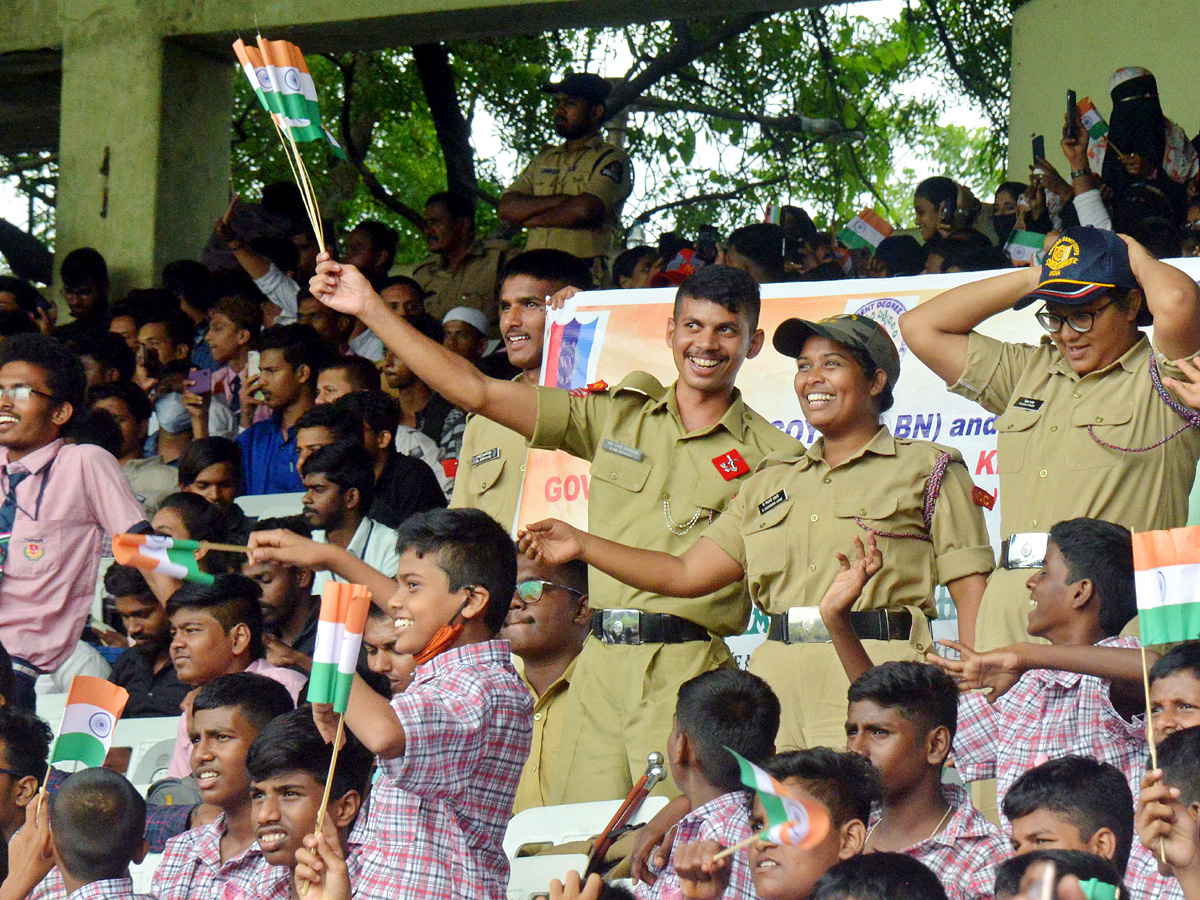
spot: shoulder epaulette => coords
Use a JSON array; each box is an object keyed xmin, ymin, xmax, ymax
[
  {"xmin": 612, "ymin": 371, "xmax": 666, "ymax": 399},
  {"xmin": 568, "ymin": 380, "xmax": 609, "ymax": 397}
]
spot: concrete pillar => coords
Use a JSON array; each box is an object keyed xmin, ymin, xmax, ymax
[{"xmin": 54, "ymin": 0, "xmax": 231, "ymax": 301}]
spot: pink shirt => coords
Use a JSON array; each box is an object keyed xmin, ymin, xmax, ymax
[
  {"xmin": 0, "ymin": 440, "xmax": 146, "ymax": 671},
  {"xmin": 166, "ymin": 659, "xmax": 307, "ymax": 777}
]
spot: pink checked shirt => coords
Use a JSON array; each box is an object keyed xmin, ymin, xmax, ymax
[
  {"xmin": 354, "ymin": 639, "xmax": 532, "ymax": 900},
  {"xmin": 65, "ymin": 877, "xmax": 149, "ymax": 900},
  {"xmin": 636, "ymin": 791, "xmax": 755, "ymax": 900},
  {"xmin": 1125, "ymin": 836, "xmax": 1184, "ymax": 900},
  {"xmin": 0, "ymin": 440, "xmax": 146, "ymax": 672},
  {"xmin": 150, "ymin": 814, "xmax": 288, "ymax": 900},
  {"xmin": 869, "ymin": 782, "xmax": 1011, "ymax": 900},
  {"xmin": 953, "ymin": 637, "xmax": 1148, "ymax": 812}
]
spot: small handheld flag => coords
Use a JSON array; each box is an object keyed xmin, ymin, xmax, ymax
[
  {"xmin": 112, "ymin": 534, "xmax": 215, "ymax": 586},
  {"xmin": 50, "ymin": 677, "xmax": 129, "ymax": 769},
  {"xmin": 1005, "ymin": 230, "xmax": 1047, "ymax": 267},
  {"xmin": 1132, "ymin": 526, "xmax": 1200, "ymax": 646},
  {"xmin": 837, "ymin": 209, "xmax": 894, "ymax": 254},
  {"xmin": 731, "ymin": 748, "xmax": 830, "ymax": 848},
  {"xmin": 308, "ymin": 582, "xmax": 373, "ymax": 714}
]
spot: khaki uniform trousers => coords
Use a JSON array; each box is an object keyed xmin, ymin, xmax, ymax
[{"xmin": 547, "ymin": 633, "xmax": 733, "ymax": 804}]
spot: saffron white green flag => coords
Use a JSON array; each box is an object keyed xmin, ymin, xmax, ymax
[
  {"xmin": 308, "ymin": 582, "xmax": 372, "ymax": 714},
  {"xmin": 730, "ymin": 748, "xmax": 829, "ymax": 848},
  {"xmin": 1078, "ymin": 98, "xmax": 1109, "ymax": 141},
  {"xmin": 837, "ymin": 209, "xmax": 893, "ymax": 253},
  {"xmin": 1005, "ymin": 230, "xmax": 1046, "ymax": 266},
  {"xmin": 1133, "ymin": 526, "xmax": 1200, "ymax": 646},
  {"xmin": 50, "ymin": 677, "xmax": 129, "ymax": 769}
]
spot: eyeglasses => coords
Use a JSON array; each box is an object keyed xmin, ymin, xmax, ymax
[
  {"xmin": 1035, "ymin": 300, "xmax": 1116, "ymax": 335},
  {"xmin": 515, "ymin": 579, "xmax": 585, "ymax": 604},
  {"xmin": 0, "ymin": 385, "xmax": 54, "ymax": 403},
  {"xmin": 0, "ymin": 767, "xmax": 23, "ymax": 779}
]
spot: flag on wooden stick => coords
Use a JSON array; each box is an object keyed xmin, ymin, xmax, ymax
[
  {"xmin": 1132, "ymin": 526, "xmax": 1200, "ymax": 646},
  {"xmin": 50, "ymin": 677, "xmax": 129, "ymax": 769},
  {"xmin": 308, "ymin": 582, "xmax": 373, "ymax": 714},
  {"xmin": 112, "ymin": 534, "xmax": 214, "ymax": 585}
]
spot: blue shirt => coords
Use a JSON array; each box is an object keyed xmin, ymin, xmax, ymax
[{"xmin": 236, "ymin": 412, "xmax": 304, "ymax": 494}]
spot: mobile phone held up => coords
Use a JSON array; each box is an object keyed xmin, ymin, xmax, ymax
[{"xmin": 1066, "ymin": 90, "xmax": 1078, "ymax": 138}]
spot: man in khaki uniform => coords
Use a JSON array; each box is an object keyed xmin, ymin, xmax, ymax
[
  {"xmin": 499, "ymin": 73, "xmax": 633, "ymax": 284},
  {"xmin": 450, "ymin": 250, "xmax": 593, "ymax": 532},
  {"xmin": 308, "ymin": 258, "xmax": 800, "ymax": 803},
  {"xmin": 406, "ymin": 191, "xmax": 508, "ymax": 337},
  {"xmin": 503, "ymin": 554, "xmax": 591, "ymax": 813},
  {"xmin": 900, "ymin": 227, "xmax": 1200, "ymax": 652}
]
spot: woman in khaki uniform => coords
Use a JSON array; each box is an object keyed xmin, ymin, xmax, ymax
[{"xmin": 520, "ymin": 314, "xmax": 994, "ymax": 750}]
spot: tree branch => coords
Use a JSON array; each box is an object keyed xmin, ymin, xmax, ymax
[
  {"xmin": 0, "ymin": 155, "xmax": 58, "ymax": 179},
  {"xmin": 632, "ymin": 176, "xmax": 786, "ymax": 222},
  {"xmin": 413, "ymin": 43, "xmax": 478, "ymax": 199},
  {"xmin": 630, "ymin": 96, "xmax": 863, "ymax": 142},
  {"xmin": 922, "ymin": 0, "xmax": 1006, "ymax": 132}
]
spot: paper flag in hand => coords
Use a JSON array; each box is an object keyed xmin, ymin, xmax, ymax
[
  {"xmin": 730, "ymin": 748, "xmax": 830, "ymax": 849},
  {"xmin": 308, "ymin": 582, "xmax": 373, "ymax": 714},
  {"xmin": 50, "ymin": 676, "xmax": 129, "ymax": 769},
  {"xmin": 1133, "ymin": 525, "xmax": 1200, "ymax": 646},
  {"xmin": 112, "ymin": 533, "xmax": 214, "ymax": 585}
]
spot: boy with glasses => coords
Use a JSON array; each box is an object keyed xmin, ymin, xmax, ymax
[{"xmin": 503, "ymin": 555, "xmax": 591, "ymax": 812}]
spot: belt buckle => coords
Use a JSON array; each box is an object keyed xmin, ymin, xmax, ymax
[
  {"xmin": 785, "ymin": 607, "xmax": 832, "ymax": 644},
  {"xmin": 601, "ymin": 609, "xmax": 642, "ymax": 645},
  {"xmin": 1003, "ymin": 532, "xmax": 1048, "ymax": 569}
]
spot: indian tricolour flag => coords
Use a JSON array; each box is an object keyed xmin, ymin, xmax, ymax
[
  {"xmin": 837, "ymin": 209, "xmax": 893, "ymax": 254},
  {"xmin": 1005, "ymin": 230, "xmax": 1046, "ymax": 266},
  {"xmin": 1133, "ymin": 526, "xmax": 1200, "ymax": 646},
  {"xmin": 1078, "ymin": 98, "xmax": 1109, "ymax": 141},
  {"xmin": 50, "ymin": 677, "xmax": 129, "ymax": 769},
  {"xmin": 730, "ymin": 748, "xmax": 829, "ymax": 848},
  {"xmin": 233, "ymin": 37, "xmax": 346, "ymax": 159},
  {"xmin": 112, "ymin": 534, "xmax": 214, "ymax": 585},
  {"xmin": 308, "ymin": 582, "xmax": 373, "ymax": 714}
]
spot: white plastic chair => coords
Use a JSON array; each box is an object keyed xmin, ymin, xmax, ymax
[
  {"xmin": 129, "ymin": 852, "xmax": 162, "ymax": 893},
  {"xmin": 35, "ymin": 693, "xmax": 69, "ymax": 734},
  {"xmin": 506, "ymin": 854, "xmax": 589, "ymax": 900},
  {"xmin": 127, "ymin": 737, "xmax": 177, "ymax": 786},
  {"xmin": 234, "ymin": 492, "xmax": 305, "ymax": 520},
  {"xmin": 503, "ymin": 796, "xmax": 669, "ymax": 859}
]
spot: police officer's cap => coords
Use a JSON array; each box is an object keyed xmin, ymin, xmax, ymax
[
  {"xmin": 543, "ymin": 73, "xmax": 612, "ymax": 106},
  {"xmin": 773, "ymin": 314, "xmax": 901, "ymax": 389},
  {"xmin": 1015, "ymin": 226, "xmax": 1139, "ymax": 310}
]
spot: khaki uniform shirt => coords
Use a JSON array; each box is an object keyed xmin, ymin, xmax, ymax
[
  {"xmin": 508, "ymin": 135, "xmax": 633, "ymax": 260},
  {"xmin": 952, "ymin": 332, "xmax": 1200, "ymax": 536},
  {"xmin": 123, "ymin": 455, "xmax": 178, "ymax": 516},
  {"xmin": 405, "ymin": 239, "xmax": 509, "ymax": 336},
  {"xmin": 449, "ymin": 406, "xmax": 530, "ymax": 534},
  {"xmin": 702, "ymin": 428, "xmax": 994, "ymax": 616},
  {"xmin": 530, "ymin": 372, "xmax": 801, "ymax": 636},
  {"xmin": 512, "ymin": 656, "xmax": 578, "ymax": 813}
]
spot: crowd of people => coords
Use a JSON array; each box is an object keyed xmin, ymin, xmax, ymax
[{"xmin": 2, "ymin": 61, "xmax": 1200, "ymax": 900}]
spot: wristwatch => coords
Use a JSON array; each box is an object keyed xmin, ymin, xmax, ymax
[{"xmin": 1070, "ymin": 168, "xmax": 1090, "ymax": 179}]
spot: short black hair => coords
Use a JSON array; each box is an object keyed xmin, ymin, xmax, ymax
[
  {"xmin": 302, "ymin": 441, "xmax": 377, "ymax": 510},
  {"xmin": 915, "ymin": 176, "xmax": 959, "ymax": 213},
  {"xmin": 811, "ymin": 853, "xmax": 946, "ymax": 900},
  {"xmin": 247, "ymin": 706, "xmax": 374, "ymax": 801},
  {"xmin": 727, "ymin": 224, "xmax": 786, "ymax": 283},
  {"xmin": 178, "ymin": 437, "xmax": 243, "ymax": 490},
  {"xmin": 674, "ymin": 670, "xmax": 780, "ymax": 792},
  {"xmin": 762, "ymin": 748, "xmax": 879, "ymax": 827},
  {"xmin": 192, "ymin": 671, "xmax": 294, "ymax": 731},
  {"xmin": 407, "ymin": 312, "xmax": 444, "ymax": 343},
  {"xmin": 1048, "ymin": 518, "xmax": 1136, "ymax": 636},
  {"xmin": 335, "ymin": 391, "xmax": 399, "ymax": 437},
  {"xmin": 0, "ymin": 276, "xmax": 44, "ymax": 316},
  {"xmin": 426, "ymin": 191, "xmax": 476, "ymax": 225},
  {"xmin": 0, "ymin": 706, "xmax": 52, "ymax": 784},
  {"xmin": 88, "ymin": 381, "xmax": 153, "ymax": 424},
  {"xmin": 50, "ymin": 768, "xmax": 145, "ymax": 881},
  {"xmin": 139, "ymin": 309, "xmax": 196, "ymax": 351},
  {"xmin": 251, "ymin": 514, "xmax": 312, "ymax": 539},
  {"xmin": 1158, "ymin": 726, "xmax": 1200, "ymax": 807},
  {"xmin": 162, "ymin": 259, "xmax": 215, "ymax": 313},
  {"xmin": 0, "ymin": 333, "xmax": 87, "ymax": 419},
  {"xmin": 157, "ymin": 492, "xmax": 228, "ymax": 543},
  {"xmin": 352, "ymin": 220, "xmax": 400, "ymax": 271},
  {"xmin": 65, "ymin": 407, "xmax": 124, "ymax": 457},
  {"xmin": 498, "ymin": 249, "xmax": 594, "ymax": 293},
  {"xmin": 296, "ymin": 403, "xmax": 365, "ymax": 445},
  {"xmin": 70, "ymin": 332, "xmax": 136, "ymax": 383},
  {"xmin": 0, "ymin": 641, "xmax": 12, "ymax": 706},
  {"xmin": 211, "ymin": 293, "xmax": 264, "ymax": 338},
  {"xmin": 393, "ymin": 508, "xmax": 516, "ymax": 634},
  {"xmin": 257, "ymin": 324, "xmax": 330, "ymax": 379},
  {"xmin": 378, "ymin": 276, "xmax": 427, "ymax": 304},
  {"xmin": 103, "ymin": 563, "xmax": 152, "ymax": 600},
  {"xmin": 994, "ymin": 850, "xmax": 1123, "ymax": 900},
  {"xmin": 1149, "ymin": 641, "xmax": 1200, "ymax": 687},
  {"xmin": 847, "ymin": 661, "xmax": 958, "ymax": 742},
  {"xmin": 674, "ymin": 265, "xmax": 761, "ymax": 330},
  {"xmin": 319, "ymin": 356, "xmax": 381, "ymax": 394},
  {"xmin": 1001, "ymin": 756, "xmax": 1134, "ymax": 874},
  {"xmin": 60, "ymin": 247, "xmax": 108, "ymax": 290},
  {"xmin": 612, "ymin": 247, "xmax": 656, "ymax": 285},
  {"xmin": 167, "ymin": 574, "xmax": 267, "ymax": 661}
]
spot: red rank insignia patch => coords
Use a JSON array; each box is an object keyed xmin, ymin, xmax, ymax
[
  {"xmin": 441, "ymin": 458, "xmax": 459, "ymax": 479},
  {"xmin": 568, "ymin": 380, "xmax": 608, "ymax": 397},
  {"xmin": 972, "ymin": 486, "xmax": 995, "ymax": 510},
  {"xmin": 712, "ymin": 449, "xmax": 750, "ymax": 480}
]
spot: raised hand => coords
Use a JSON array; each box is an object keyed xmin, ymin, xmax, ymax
[
  {"xmin": 927, "ymin": 640, "xmax": 1023, "ymax": 700},
  {"xmin": 549, "ymin": 871, "xmax": 604, "ymax": 900},
  {"xmin": 547, "ymin": 286, "xmax": 582, "ymax": 311},
  {"xmin": 248, "ymin": 528, "xmax": 326, "ymax": 569},
  {"xmin": 294, "ymin": 814, "xmax": 350, "ymax": 900},
  {"xmin": 1, "ymin": 789, "xmax": 54, "ymax": 900},
  {"xmin": 517, "ymin": 519, "xmax": 586, "ymax": 565},
  {"xmin": 1136, "ymin": 769, "xmax": 1198, "ymax": 870},
  {"xmin": 1162, "ymin": 356, "xmax": 1200, "ymax": 411},
  {"xmin": 310, "ymin": 253, "xmax": 380, "ymax": 320},
  {"xmin": 820, "ymin": 533, "xmax": 882, "ymax": 623},
  {"xmin": 674, "ymin": 839, "xmax": 733, "ymax": 900}
]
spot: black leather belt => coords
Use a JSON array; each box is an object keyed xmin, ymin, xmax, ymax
[
  {"xmin": 591, "ymin": 609, "xmax": 710, "ymax": 645},
  {"xmin": 766, "ymin": 607, "xmax": 916, "ymax": 644}
]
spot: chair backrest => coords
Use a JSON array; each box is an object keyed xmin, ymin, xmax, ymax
[
  {"xmin": 234, "ymin": 492, "xmax": 304, "ymax": 519},
  {"xmin": 129, "ymin": 852, "xmax": 163, "ymax": 894},
  {"xmin": 505, "ymin": 854, "xmax": 589, "ymax": 900},
  {"xmin": 35, "ymin": 693, "xmax": 69, "ymax": 735},
  {"xmin": 128, "ymin": 737, "xmax": 178, "ymax": 787},
  {"xmin": 503, "ymin": 796, "xmax": 670, "ymax": 859}
]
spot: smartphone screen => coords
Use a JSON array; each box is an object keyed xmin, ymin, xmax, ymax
[
  {"xmin": 189, "ymin": 368, "xmax": 213, "ymax": 394},
  {"xmin": 1032, "ymin": 134, "xmax": 1046, "ymax": 162}
]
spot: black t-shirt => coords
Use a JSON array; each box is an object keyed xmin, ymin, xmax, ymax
[
  {"xmin": 108, "ymin": 647, "xmax": 191, "ymax": 718},
  {"xmin": 369, "ymin": 452, "xmax": 447, "ymax": 529}
]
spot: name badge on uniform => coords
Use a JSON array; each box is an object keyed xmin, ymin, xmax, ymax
[
  {"xmin": 1013, "ymin": 397, "xmax": 1044, "ymax": 411},
  {"xmin": 602, "ymin": 439, "xmax": 644, "ymax": 462},
  {"xmin": 712, "ymin": 450, "xmax": 749, "ymax": 481},
  {"xmin": 758, "ymin": 490, "xmax": 788, "ymax": 515},
  {"xmin": 471, "ymin": 448, "xmax": 501, "ymax": 466}
]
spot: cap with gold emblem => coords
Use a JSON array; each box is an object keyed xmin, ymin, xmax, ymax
[{"xmin": 1014, "ymin": 226, "xmax": 1138, "ymax": 309}]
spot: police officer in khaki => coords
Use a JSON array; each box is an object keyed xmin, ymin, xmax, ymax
[
  {"xmin": 406, "ymin": 191, "xmax": 509, "ymax": 337},
  {"xmin": 450, "ymin": 249, "xmax": 594, "ymax": 532},
  {"xmin": 308, "ymin": 257, "xmax": 799, "ymax": 802},
  {"xmin": 499, "ymin": 73, "xmax": 633, "ymax": 284},
  {"xmin": 900, "ymin": 227, "xmax": 1200, "ymax": 653},
  {"xmin": 520, "ymin": 314, "xmax": 993, "ymax": 751}
]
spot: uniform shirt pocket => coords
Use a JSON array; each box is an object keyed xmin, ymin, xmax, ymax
[
  {"xmin": 834, "ymin": 495, "xmax": 901, "ymax": 525},
  {"xmin": 467, "ymin": 455, "xmax": 506, "ymax": 495},
  {"xmin": 742, "ymin": 497, "xmax": 793, "ymax": 578},
  {"xmin": 1068, "ymin": 401, "xmax": 1136, "ymax": 470},
  {"xmin": 590, "ymin": 454, "xmax": 652, "ymax": 495},
  {"xmin": 6, "ymin": 528, "xmax": 58, "ymax": 577},
  {"xmin": 995, "ymin": 405, "xmax": 1044, "ymax": 474}
]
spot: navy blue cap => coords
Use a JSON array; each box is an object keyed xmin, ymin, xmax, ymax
[
  {"xmin": 1014, "ymin": 226, "xmax": 1138, "ymax": 309},
  {"xmin": 542, "ymin": 73, "xmax": 612, "ymax": 105}
]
